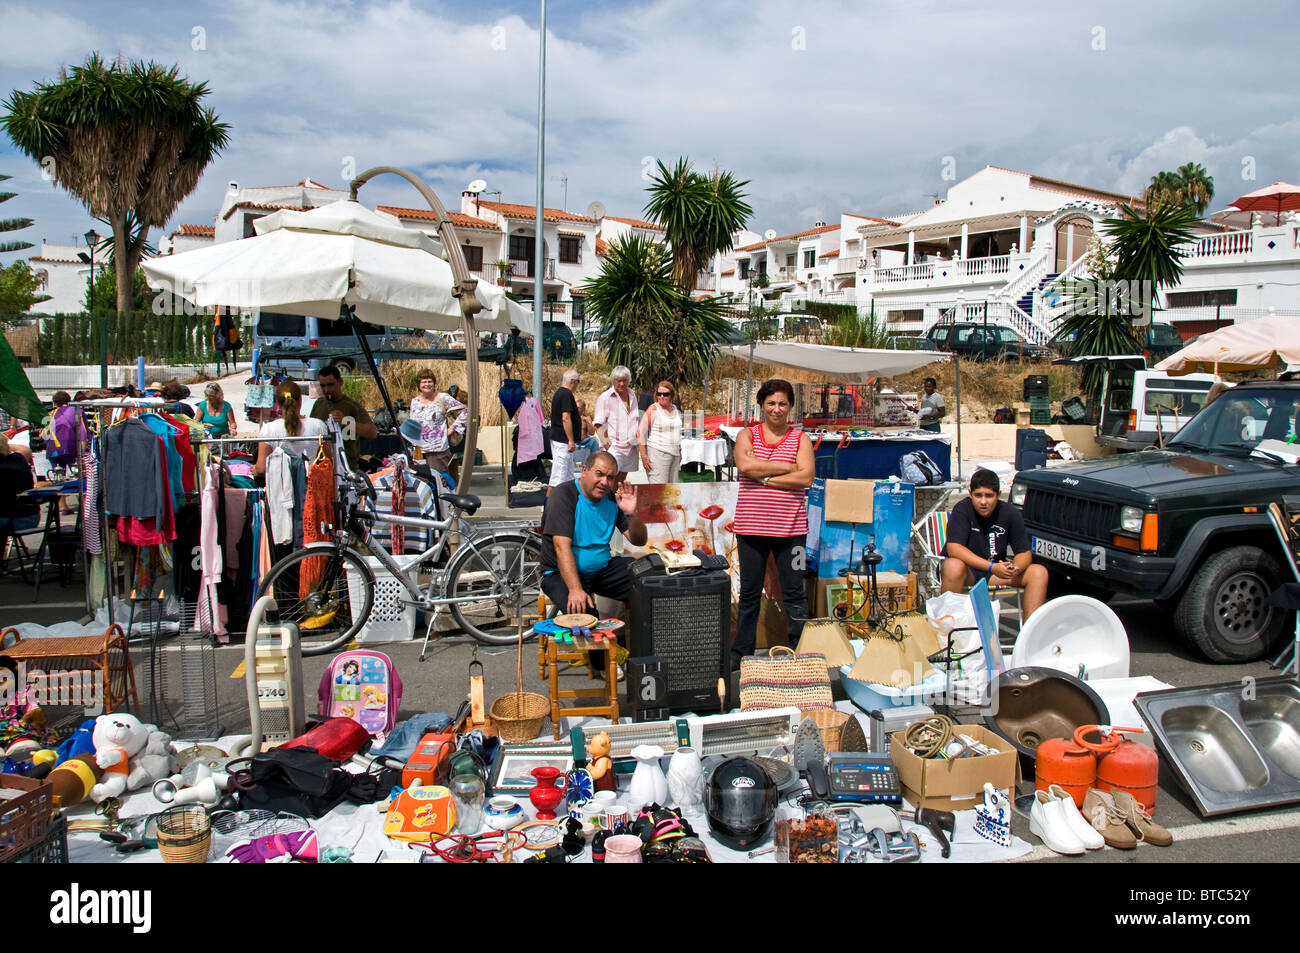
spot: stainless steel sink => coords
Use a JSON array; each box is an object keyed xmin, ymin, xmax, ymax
[{"xmin": 1136, "ymin": 677, "xmax": 1300, "ymax": 817}]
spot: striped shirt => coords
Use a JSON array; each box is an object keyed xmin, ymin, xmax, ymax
[{"xmin": 732, "ymin": 423, "xmax": 808, "ymax": 537}]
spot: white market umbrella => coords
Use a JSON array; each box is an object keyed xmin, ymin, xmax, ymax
[
  {"xmin": 142, "ymin": 200, "xmax": 532, "ymax": 333},
  {"xmin": 142, "ymin": 198, "xmax": 530, "ymax": 492},
  {"xmin": 1155, "ymin": 313, "xmax": 1300, "ymax": 376}
]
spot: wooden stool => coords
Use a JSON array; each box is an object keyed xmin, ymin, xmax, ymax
[
  {"xmin": 536, "ymin": 593, "xmax": 619, "ymax": 739},
  {"xmin": 0, "ymin": 623, "xmax": 140, "ymax": 714}
]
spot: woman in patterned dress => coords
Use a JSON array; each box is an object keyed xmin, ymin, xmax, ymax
[{"xmin": 408, "ymin": 368, "xmax": 466, "ymax": 474}]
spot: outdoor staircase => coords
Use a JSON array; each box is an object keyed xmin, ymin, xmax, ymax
[{"xmin": 1016, "ymin": 274, "xmax": 1059, "ymax": 319}]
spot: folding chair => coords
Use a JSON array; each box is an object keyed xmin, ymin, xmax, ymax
[{"xmin": 917, "ymin": 505, "xmax": 1024, "ymax": 644}]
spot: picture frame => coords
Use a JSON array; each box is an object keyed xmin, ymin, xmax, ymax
[{"xmin": 490, "ymin": 746, "xmax": 574, "ymax": 794}]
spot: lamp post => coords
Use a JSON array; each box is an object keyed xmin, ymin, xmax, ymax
[{"xmin": 83, "ymin": 229, "xmax": 104, "ymax": 387}]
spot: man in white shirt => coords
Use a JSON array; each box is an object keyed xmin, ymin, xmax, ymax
[
  {"xmin": 593, "ymin": 365, "xmax": 641, "ymax": 478},
  {"xmin": 919, "ymin": 377, "xmax": 945, "ymax": 433}
]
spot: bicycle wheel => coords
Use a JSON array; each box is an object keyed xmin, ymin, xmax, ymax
[
  {"xmin": 258, "ymin": 544, "xmax": 373, "ymax": 656},
  {"xmin": 445, "ymin": 532, "xmax": 543, "ymax": 645}
]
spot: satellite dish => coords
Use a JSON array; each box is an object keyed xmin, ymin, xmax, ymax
[
  {"xmin": 764, "ymin": 229, "xmax": 777, "ymax": 241},
  {"xmin": 586, "ymin": 201, "xmax": 606, "ymax": 221},
  {"xmin": 467, "ymin": 179, "xmax": 487, "ymax": 194}
]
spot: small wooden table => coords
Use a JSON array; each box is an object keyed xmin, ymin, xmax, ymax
[{"xmin": 0, "ymin": 624, "xmax": 139, "ymax": 715}]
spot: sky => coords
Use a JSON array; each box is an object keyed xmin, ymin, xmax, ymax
[{"xmin": 1, "ymin": 0, "xmax": 1298, "ymax": 264}]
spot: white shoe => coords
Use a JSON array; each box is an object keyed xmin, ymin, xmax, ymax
[
  {"xmin": 1049, "ymin": 785, "xmax": 1104, "ymax": 850},
  {"xmin": 1029, "ymin": 790, "xmax": 1085, "ymax": 855}
]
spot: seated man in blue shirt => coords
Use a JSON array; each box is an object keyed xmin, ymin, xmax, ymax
[
  {"xmin": 941, "ymin": 467, "xmax": 1048, "ymax": 620},
  {"xmin": 539, "ymin": 450, "xmax": 648, "ymax": 615}
]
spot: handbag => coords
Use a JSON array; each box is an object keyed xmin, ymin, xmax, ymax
[
  {"xmin": 239, "ymin": 747, "xmax": 353, "ymax": 818},
  {"xmin": 246, "ymin": 382, "xmax": 275, "ymax": 408},
  {"xmin": 738, "ymin": 646, "xmax": 834, "ymax": 713}
]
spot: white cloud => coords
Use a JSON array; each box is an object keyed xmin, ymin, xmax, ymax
[{"xmin": 0, "ymin": 5, "xmax": 101, "ymax": 71}]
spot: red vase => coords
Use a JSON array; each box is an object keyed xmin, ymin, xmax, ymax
[{"xmin": 528, "ymin": 766, "xmax": 566, "ymax": 819}]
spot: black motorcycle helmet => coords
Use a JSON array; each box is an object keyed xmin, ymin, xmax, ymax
[{"xmin": 705, "ymin": 757, "xmax": 777, "ymax": 850}]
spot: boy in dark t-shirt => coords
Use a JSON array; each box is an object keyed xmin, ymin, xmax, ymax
[{"xmin": 941, "ymin": 468, "xmax": 1048, "ymax": 620}]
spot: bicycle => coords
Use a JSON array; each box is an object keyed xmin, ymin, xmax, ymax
[{"xmin": 257, "ymin": 466, "xmax": 542, "ymax": 657}]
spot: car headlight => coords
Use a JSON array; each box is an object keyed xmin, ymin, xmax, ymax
[
  {"xmin": 1120, "ymin": 505, "xmax": 1144, "ymax": 533},
  {"xmin": 1010, "ymin": 483, "xmax": 1028, "ymax": 506}
]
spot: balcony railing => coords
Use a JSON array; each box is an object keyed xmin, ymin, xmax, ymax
[
  {"xmin": 834, "ymin": 256, "xmax": 862, "ymax": 273},
  {"xmin": 869, "ymin": 253, "xmax": 1013, "ymax": 286},
  {"xmin": 1180, "ymin": 230, "xmax": 1253, "ymax": 259},
  {"xmin": 496, "ymin": 257, "xmax": 557, "ymax": 281}
]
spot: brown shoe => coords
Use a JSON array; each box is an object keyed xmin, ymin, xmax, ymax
[
  {"xmin": 1082, "ymin": 789, "xmax": 1137, "ymax": 850},
  {"xmin": 1112, "ymin": 790, "xmax": 1173, "ymax": 847}
]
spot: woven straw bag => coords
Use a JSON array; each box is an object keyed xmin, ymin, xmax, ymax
[{"xmin": 739, "ymin": 646, "xmax": 834, "ymax": 713}]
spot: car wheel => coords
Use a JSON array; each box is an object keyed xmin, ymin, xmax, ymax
[
  {"xmin": 335, "ymin": 357, "xmax": 358, "ymax": 373},
  {"xmin": 1174, "ymin": 545, "xmax": 1289, "ymax": 662}
]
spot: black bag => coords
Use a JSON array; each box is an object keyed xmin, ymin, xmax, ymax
[
  {"xmin": 240, "ymin": 747, "xmax": 353, "ymax": 818},
  {"xmin": 344, "ymin": 756, "xmax": 405, "ymax": 805},
  {"xmin": 993, "ymin": 407, "xmax": 1015, "ymax": 424}
]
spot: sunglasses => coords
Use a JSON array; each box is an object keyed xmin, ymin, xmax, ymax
[{"xmin": 656, "ymin": 392, "xmax": 672, "ymax": 397}]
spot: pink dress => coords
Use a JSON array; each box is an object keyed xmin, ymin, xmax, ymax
[{"xmin": 516, "ymin": 396, "xmax": 545, "ymax": 464}]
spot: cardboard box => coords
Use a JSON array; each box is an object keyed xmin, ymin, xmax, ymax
[
  {"xmin": 823, "ymin": 479, "xmax": 875, "ymax": 524},
  {"xmin": 890, "ymin": 724, "xmax": 1017, "ymax": 812}
]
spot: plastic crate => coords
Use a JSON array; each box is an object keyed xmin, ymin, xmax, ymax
[
  {"xmin": 3, "ymin": 814, "xmax": 67, "ymax": 863},
  {"xmin": 1028, "ymin": 396, "xmax": 1051, "ymax": 426},
  {"xmin": 345, "ymin": 554, "xmax": 422, "ymax": 643},
  {"xmin": 0, "ymin": 775, "xmax": 56, "ymax": 862}
]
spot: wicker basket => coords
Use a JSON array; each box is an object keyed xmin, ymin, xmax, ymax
[
  {"xmin": 156, "ymin": 806, "xmax": 212, "ymax": 864},
  {"xmin": 490, "ymin": 691, "xmax": 550, "ymax": 743},
  {"xmin": 803, "ymin": 709, "xmax": 850, "ymax": 753},
  {"xmin": 490, "ymin": 627, "xmax": 550, "ymax": 743}
]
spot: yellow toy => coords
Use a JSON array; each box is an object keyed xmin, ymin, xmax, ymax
[{"xmin": 587, "ymin": 731, "xmax": 615, "ymax": 792}]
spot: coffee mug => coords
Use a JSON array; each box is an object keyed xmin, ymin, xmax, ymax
[
  {"xmin": 604, "ymin": 834, "xmax": 643, "ymax": 863},
  {"xmin": 601, "ymin": 805, "xmax": 629, "ymax": 832}
]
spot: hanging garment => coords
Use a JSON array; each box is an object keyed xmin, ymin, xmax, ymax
[
  {"xmin": 197, "ymin": 463, "xmax": 228, "ymax": 637},
  {"xmin": 517, "ymin": 395, "xmax": 545, "ymax": 464},
  {"xmin": 102, "ymin": 418, "xmax": 169, "ymax": 525},
  {"xmin": 172, "ymin": 504, "xmax": 202, "ymax": 605},
  {"xmin": 139, "ymin": 413, "xmax": 186, "ymax": 510},
  {"xmin": 82, "ymin": 454, "xmax": 103, "ymax": 555},
  {"xmin": 299, "ymin": 453, "xmax": 336, "ymax": 596},
  {"xmin": 390, "ymin": 459, "xmax": 406, "ymax": 556},
  {"xmin": 265, "ymin": 447, "xmax": 295, "ymax": 546},
  {"xmin": 116, "ymin": 445, "xmax": 177, "ymax": 545},
  {"xmin": 258, "ymin": 497, "xmax": 274, "ymax": 584},
  {"xmin": 288, "ymin": 454, "xmax": 308, "ymax": 549},
  {"xmin": 222, "ymin": 487, "xmax": 247, "ymax": 570}
]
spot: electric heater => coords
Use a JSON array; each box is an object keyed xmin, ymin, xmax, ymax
[{"xmin": 627, "ymin": 565, "xmax": 731, "ymax": 714}]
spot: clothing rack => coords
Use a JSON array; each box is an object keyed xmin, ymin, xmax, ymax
[{"xmin": 192, "ymin": 433, "xmax": 338, "ymax": 447}]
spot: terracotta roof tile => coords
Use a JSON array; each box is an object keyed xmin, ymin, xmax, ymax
[
  {"xmin": 819, "ymin": 249, "xmax": 840, "ymax": 258},
  {"xmin": 376, "ymin": 205, "xmax": 500, "ymax": 231},
  {"xmin": 738, "ymin": 223, "xmax": 839, "ymax": 252},
  {"xmin": 605, "ymin": 215, "xmax": 663, "ymax": 230},
  {"xmin": 721, "ymin": 268, "xmax": 735, "ymax": 275},
  {"xmin": 476, "ymin": 200, "xmax": 596, "ymax": 224},
  {"xmin": 220, "ymin": 201, "xmax": 309, "ymax": 221},
  {"xmin": 595, "ymin": 237, "xmax": 609, "ymax": 256},
  {"xmin": 175, "ymin": 224, "xmax": 215, "ymax": 238}
]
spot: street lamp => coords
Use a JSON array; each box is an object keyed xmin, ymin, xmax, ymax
[{"xmin": 79, "ymin": 229, "xmax": 104, "ymax": 387}]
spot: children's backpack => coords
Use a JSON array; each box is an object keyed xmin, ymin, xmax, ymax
[
  {"xmin": 318, "ymin": 650, "xmax": 403, "ymax": 741},
  {"xmin": 900, "ymin": 450, "xmax": 943, "ymax": 486}
]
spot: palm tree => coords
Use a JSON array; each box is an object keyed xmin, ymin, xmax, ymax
[
  {"xmin": 3, "ymin": 54, "xmax": 230, "ymax": 322},
  {"xmin": 1060, "ymin": 203, "xmax": 1198, "ymax": 400},
  {"xmin": 1143, "ymin": 163, "xmax": 1215, "ymax": 215},
  {"xmin": 581, "ymin": 233, "xmax": 732, "ymax": 388},
  {"xmin": 0, "ymin": 172, "xmax": 34, "ymax": 254},
  {"xmin": 643, "ymin": 158, "xmax": 753, "ymax": 290}
]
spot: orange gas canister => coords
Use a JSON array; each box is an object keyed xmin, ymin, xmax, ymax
[
  {"xmin": 1074, "ymin": 725, "xmax": 1159, "ymax": 812},
  {"xmin": 1034, "ymin": 736, "xmax": 1096, "ymax": 808}
]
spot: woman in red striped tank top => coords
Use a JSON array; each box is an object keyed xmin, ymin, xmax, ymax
[{"xmin": 730, "ymin": 378, "xmax": 815, "ymax": 670}]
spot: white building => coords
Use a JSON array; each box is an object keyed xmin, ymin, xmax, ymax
[{"xmin": 26, "ymin": 240, "xmax": 92, "ymax": 315}]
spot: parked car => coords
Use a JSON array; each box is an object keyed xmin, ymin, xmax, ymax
[
  {"xmin": 1010, "ymin": 378, "xmax": 1300, "ymax": 662},
  {"xmin": 1048, "ymin": 322, "xmax": 1185, "ymax": 364},
  {"xmin": 522, "ymin": 321, "xmax": 576, "ymax": 359},
  {"xmin": 253, "ymin": 311, "xmax": 439, "ymax": 374},
  {"xmin": 925, "ymin": 322, "xmax": 1049, "ymax": 362}
]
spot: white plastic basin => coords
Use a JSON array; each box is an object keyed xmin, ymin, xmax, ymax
[{"xmin": 1010, "ymin": 595, "xmax": 1130, "ymax": 680}]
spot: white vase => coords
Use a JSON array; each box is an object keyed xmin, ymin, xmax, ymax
[
  {"xmin": 627, "ymin": 744, "xmax": 668, "ymax": 809},
  {"xmin": 666, "ymin": 746, "xmax": 704, "ymax": 814}
]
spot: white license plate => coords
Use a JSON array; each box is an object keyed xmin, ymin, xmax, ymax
[{"xmin": 1033, "ymin": 537, "xmax": 1080, "ymax": 568}]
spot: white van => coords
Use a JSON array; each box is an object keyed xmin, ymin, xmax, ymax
[{"xmin": 1063, "ymin": 356, "xmax": 1217, "ymax": 450}]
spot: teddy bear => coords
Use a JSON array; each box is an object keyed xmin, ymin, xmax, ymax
[
  {"xmin": 89, "ymin": 712, "xmax": 176, "ymax": 803},
  {"xmin": 586, "ymin": 731, "xmax": 616, "ymax": 792}
]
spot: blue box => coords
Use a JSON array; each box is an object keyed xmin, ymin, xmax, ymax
[{"xmin": 815, "ymin": 480, "xmax": 915, "ymax": 578}]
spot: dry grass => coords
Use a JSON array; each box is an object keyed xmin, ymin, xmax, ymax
[{"xmin": 341, "ymin": 349, "xmax": 1089, "ymax": 427}]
